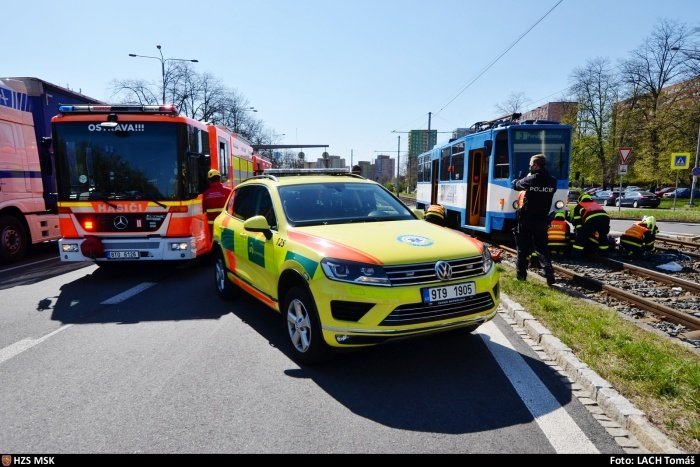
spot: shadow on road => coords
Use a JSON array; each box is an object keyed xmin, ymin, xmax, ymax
[
  {"xmin": 225, "ymin": 292, "xmax": 574, "ymax": 435},
  {"xmin": 48, "ymin": 261, "xmax": 230, "ymax": 324}
]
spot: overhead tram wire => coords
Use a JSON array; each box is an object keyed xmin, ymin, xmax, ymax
[{"xmin": 433, "ymin": 0, "xmax": 565, "ymax": 117}]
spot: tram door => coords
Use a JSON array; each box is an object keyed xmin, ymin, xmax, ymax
[
  {"xmin": 467, "ymin": 149, "xmax": 488, "ymax": 226},
  {"xmin": 431, "ymin": 159, "xmax": 439, "ymax": 205}
]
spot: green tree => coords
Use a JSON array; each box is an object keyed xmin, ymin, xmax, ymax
[{"xmin": 618, "ymin": 19, "xmax": 697, "ymax": 187}]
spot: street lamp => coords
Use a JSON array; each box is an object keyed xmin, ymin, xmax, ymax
[
  {"xmin": 128, "ymin": 45, "xmax": 199, "ymax": 105},
  {"xmin": 233, "ymin": 107, "xmax": 257, "ymax": 133}
]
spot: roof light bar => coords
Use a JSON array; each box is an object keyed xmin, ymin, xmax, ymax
[
  {"xmin": 264, "ymin": 168, "xmax": 351, "ymax": 176},
  {"xmin": 58, "ymin": 104, "xmax": 178, "ymax": 115}
]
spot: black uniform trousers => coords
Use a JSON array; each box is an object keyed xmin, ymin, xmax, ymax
[{"xmin": 514, "ymin": 213, "xmax": 553, "ymax": 277}]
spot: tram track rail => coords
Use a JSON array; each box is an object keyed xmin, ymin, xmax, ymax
[{"xmin": 492, "ymin": 244, "xmax": 700, "ymax": 334}]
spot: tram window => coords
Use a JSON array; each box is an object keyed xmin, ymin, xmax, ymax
[
  {"xmin": 440, "ymin": 147, "xmax": 451, "ymax": 181},
  {"xmin": 422, "ymin": 156, "xmax": 431, "ymax": 181},
  {"xmin": 494, "ymin": 131, "xmax": 509, "ymax": 179},
  {"xmin": 451, "ymin": 143, "xmax": 464, "ymax": 180}
]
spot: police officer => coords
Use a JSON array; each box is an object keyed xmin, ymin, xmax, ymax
[{"xmin": 512, "ymin": 154, "xmax": 557, "ymax": 285}]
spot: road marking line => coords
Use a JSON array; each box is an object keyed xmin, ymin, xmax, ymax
[
  {"xmin": 1, "ymin": 256, "xmax": 57, "ymax": 273},
  {"xmin": 0, "ymin": 325, "xmax": 73, "ymax": 365},
  {"xmin": 100, "ymin": 282, "xmax": 156, "ymax": 305},
  {"xmin": 479, "ymin": 320, "xmax": 599, "ymax": 453}
]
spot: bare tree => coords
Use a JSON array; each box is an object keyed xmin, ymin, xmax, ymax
[
  {"xmin": 111, "ymin": 62, "xmax": 276, "ymax": 149},
  {"xmin": 569, "ymin": 57, "xmax": 620, "ymax": 187},
  {"xmin": 495, "ymin": 92, "xmax": 529, "ymax": 116}
]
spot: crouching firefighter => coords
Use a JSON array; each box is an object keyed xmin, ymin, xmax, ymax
[
  {"xmin": 547, "ymin": 210, "xmax": 571, "ymax": 256},
  {"xmin": 424, "ymin": 204, "xmax": 446, "ymax": 226},
  {"xmin": 619, "ymin": 216, "xmax": 659, "ymax": 257},
  {"xmin": 512, "ymin": 154, "xmax": 557, "ymax": 286},
  {"xmin": 571, "ymin": 193, "xmax": 611, "ymax": 258}
]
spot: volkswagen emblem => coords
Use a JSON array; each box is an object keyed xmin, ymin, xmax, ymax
[
  {"xmin": 114, "ymin": 215, "xmax": 128, "ymax": 230},
  {"xmin": 435, "ymin": 261, "xmax": 452, "ymax": 281}
]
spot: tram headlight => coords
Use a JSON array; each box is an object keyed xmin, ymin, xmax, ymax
[{"xmin": 555, "ymin": 200, "xmax": 565, "ymax": 209}]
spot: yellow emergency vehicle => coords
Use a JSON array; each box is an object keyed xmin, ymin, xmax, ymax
[{"xmin": 212, "ymin": 169, "xmax": 500, "ymax": 363}]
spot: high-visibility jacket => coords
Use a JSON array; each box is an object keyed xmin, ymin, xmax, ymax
[
  {"xmin": 203, "ymin": 182, "xmax": 232, "ymax": 225},
  {"xmin": 547, "ymin": 219, "xmax": 570, "ymax": 248},
  {"xmin": 571, "ymin": 200, "xmax": 608, "ymax": 228},
  {"xmin": 620, "ymin": 222, "xmax": 658, "ymax": 252}
]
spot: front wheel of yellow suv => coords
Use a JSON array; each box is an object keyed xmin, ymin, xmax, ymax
[
  {"xmin": 215, "ymin": 249, "xmax": 237, "ymax": 300},
  {"xmin": 283, "ymin": 286, "xmax": 332, "ymax": 365}
]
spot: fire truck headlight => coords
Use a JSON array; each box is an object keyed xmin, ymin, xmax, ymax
[
  {"xmin": 61, "ymin": 244, "xmax": 80, "ymax": 253},
  {"xmin": 169, "ymin": 242, "xmax": 189, "ymax": 251}
]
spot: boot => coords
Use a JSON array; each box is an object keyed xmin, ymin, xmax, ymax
[
  {"xmin": 516, "ymin": 271, "xmax": 527, "ymax": 281},
  {"xmin": 544, "ymin": 268, "xmax": 556, "ymax": 286}
]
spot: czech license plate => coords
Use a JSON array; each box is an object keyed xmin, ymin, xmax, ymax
[
  {"xmin": 422, "ymin": 282, "xmax": 475, "ymax": 303},
  {"xmin": 106, "ymin": 250, "xmax": 139, "ymax": 259}
]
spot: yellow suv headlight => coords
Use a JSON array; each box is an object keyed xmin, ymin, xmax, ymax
[
  {"xmin": 321, "ymin": 258, "xmax": 390, "ymax": 286},
  {"xmin": 482, "ymin": 246, "xmax": 493, "ymax": 273}
]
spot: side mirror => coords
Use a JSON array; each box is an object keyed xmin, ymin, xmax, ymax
[{"xmin": 244, "ymin": 215, "xmax": 272, "ymax": 240}]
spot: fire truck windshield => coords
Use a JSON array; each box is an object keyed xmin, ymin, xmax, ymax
[{"xmin": 54, "ymin": 122, "xmax": 184, "ymax": 202}]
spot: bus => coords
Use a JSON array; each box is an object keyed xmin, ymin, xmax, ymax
[
  {"xmin": 415, "ymin": 115, "xmax": 571, "ymax": 235},
  {"xmin": 53, "ymin": 104, "xmax": 266, "ymax": 264}
]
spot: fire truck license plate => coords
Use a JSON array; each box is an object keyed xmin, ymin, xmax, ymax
[
  {"xmin": 106, "ymin": 250, "xmax": 139, "ymax": 259},
  {"xmin": 422, "ymin": 282, "xmax": 475, "ymax": 303}
]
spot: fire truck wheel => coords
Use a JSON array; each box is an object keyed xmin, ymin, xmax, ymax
[{"xmin": 0, "ymin": 215, "xmax": 28, "ymax": 263}]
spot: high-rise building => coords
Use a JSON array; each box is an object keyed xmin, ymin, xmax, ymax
[{"xmin": 374, "ymin": 155, "xmax": 395, "ymax": 183}]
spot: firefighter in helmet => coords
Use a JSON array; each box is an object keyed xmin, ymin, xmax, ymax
[
  {"xmin": 571, "ymin": 192, "xmax": 610, "ymax": 258},
  {"xmin": 619, "ymin": 216, "xmax": 659, "ymax": 257},
  {"xmin": 424, "ymin": 204, "xmax": 446, "ymax": 226},
  {"xmin": 547, "ymin": 210, "xmax": 572, "ymax": 256}
]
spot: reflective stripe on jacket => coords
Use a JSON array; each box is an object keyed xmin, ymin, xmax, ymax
[
  {"xmin": 572, "ymin": 200, "xmax": 608, "ymax": 227},
  {"xmin": 547, "ymin": 219, "xmax": 569, "ymax": 246}
]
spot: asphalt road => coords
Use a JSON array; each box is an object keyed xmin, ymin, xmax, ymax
[{"xmin": 0, "ymin": 254, "xmax": 627, "ymax": 454}]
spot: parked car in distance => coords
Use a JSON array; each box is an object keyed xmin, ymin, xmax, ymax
[
  {"xmin": 663, "ymin": 188, "xmax": 700, "ymax": 199},
  {"xmin": 591, "ymin": 189, "xmax": 623, "ymax": 206},
  {"xmin": 567, "ymin": 190, "xmax": 581, "ymax": 203},
  {"xmin": 624, "ymin": 186, "xmax": 642, "ymax": 192},
  {"xmin": 654, "ymin": 187, "xmax": 674, "ymax": 197},
  {"xmin": 616, "ymin": 190, "xmax": 660, "ymax": 208}
]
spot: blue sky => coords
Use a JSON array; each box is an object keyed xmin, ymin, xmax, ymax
[{"xmin": 4, "ymin": 0, "xmax": 698, "ymax": 165}]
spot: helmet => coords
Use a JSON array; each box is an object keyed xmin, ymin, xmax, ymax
[
  {"xmin": 578, "ymin": 193, "xmax": 592, "ymax": 203},
  {"xmin": 207, "ymin": 169, "xmax": 221, "ymax": 179},
  {"xmin": 425, "ymin": 204, "xmax": 445, "ymax": 225},
  {"xmin": 553, "ymin": 211, "xmax": 566, "ymax": 220},
  {"xmin": 641, "ymin": 215, "xmax": 656, "ymax": 230}
]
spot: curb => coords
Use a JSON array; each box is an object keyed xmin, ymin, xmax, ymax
[{"xmin": 500, "ymin": 293, "xmax": 682, "ymax": 454}]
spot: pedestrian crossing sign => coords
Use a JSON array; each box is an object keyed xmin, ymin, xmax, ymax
[{"xmin": 671, "ymin": 152, "xmax": 690, "ymax": 170}]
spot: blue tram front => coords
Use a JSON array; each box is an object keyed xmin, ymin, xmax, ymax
[{"xmin": 415, "ymin": 119, "xmax": 571, "ymax": 234}]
